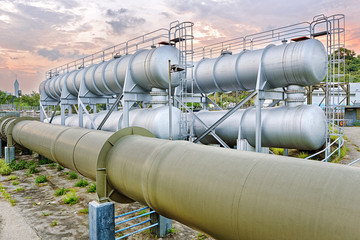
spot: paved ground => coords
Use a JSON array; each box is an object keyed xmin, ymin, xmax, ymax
[
  {"xmin": 340, "ymin": 127, "xmax": 360, "ymax": 167},
  {"xmin": 0, "ymin": 199, "xmax": 40, "ymax": 240}
]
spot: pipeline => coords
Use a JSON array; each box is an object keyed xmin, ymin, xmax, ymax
[
  {"xmin": 4, "ymin": 118, "xmax": 360, "ymax": 240},
  {"xmin": 190, "ymin": 39, "xmax": 327, "ymax": 93}
]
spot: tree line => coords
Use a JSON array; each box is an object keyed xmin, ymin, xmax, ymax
[{"xmin": 0, "ymin": 91, "xmax": 40, "ymax": 107}]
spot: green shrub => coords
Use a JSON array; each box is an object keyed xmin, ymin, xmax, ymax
[
  {"xmin": 74, "ymin": 179, "xmax": 89, "ymax": 187},
  {"xmin": 15, "ymin": 187, "xmax": 23, "ymax": 192},
  {"xmin": 35, "ymin": 175, "xmax": 47, "ymax": 184},
  {"xmin": 0, "ymin": 159, "xmax": 6, "ymax": 168},
  {"xmin": 63, "ymin": 191, "xmax": 79, "ymax": 205},
  {"xmin": 68, "ymin": 172, "xmax": 78, "ymax": 180},
  {"xmin": 48, "ymin": 163, "xmax": 57, "ymax": 168},
  {"xmin": 87, "ymin": 183, "xmax": 96, "ymax": 193},
  {"xmin": 297, "ymin": 152, "xmax": 309, "ymax": 159},
  {"xmin": 25, "ymin": 161, "xmax": 37, "ymax": 169},
  {"xmin": 270, "ymin": 148, "xmax": 284, "ymax": 155},
  {"xmin": 38, "ymin": 157, "xmax": 54, "ymax": 165},
  {"xmin": 0, "ymin": 164, "xmax": 12, "ymax": 176},
  {"xmin": 57, "ymin": 165, "xmax": 64, "ymax": 171},
  {"xmin": 54, "ymin": 187, "xmax": 70, "ymax": 196},
  {"xmin": 12, "ymin": 180, "xmax": 19, "ymax": 185},
  {"xmin": 42, "ymin": 212, "xmax": 51, "ymax": 216}
]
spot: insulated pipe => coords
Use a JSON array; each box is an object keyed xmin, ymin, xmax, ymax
[
  {"xmin": 41, "ymin": 46, "xmax": 183, "ymax": 99},
  {"xmin": 8, "ymin": 120, "xmax": 360, "ymax": 240},
  {"xmin": 190, "ymin": 39, "xmax": 327, "ymax": 93},
  {"xmin": 193, "ymin": 105, "xmax": 326, "ymax": 150}
]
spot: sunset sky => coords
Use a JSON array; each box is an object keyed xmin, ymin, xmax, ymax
[{"xmin": 0, "ymin": 0, "xmax": 359, "ymax": 94}]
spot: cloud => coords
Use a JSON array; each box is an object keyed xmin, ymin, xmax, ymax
[
  {"xmin": 105, "ymin": 8, "xmax": 146, "ymax": 34},
  {"xmin": 37, "ymin": 48, "xmax": 84, "ymax": 61}
]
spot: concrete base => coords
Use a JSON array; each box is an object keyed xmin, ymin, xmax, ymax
[
  {"xmin": 5, "ymin": 146, "xmax": 15, "ymax": 164},
  {"xmin": 89, "ymin": 201, "xmax": 115, "ymax": 240},
  {"xmin": 150, "ymin": 212, "xmax": 172, "ymax": 237}
]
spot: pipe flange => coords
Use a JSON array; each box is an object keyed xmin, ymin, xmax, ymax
[{"xmin": 96, "ymin": 127, "xmax": 155, "ymax": 203}]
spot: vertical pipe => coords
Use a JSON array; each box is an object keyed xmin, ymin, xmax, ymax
[{"xmin": 168, "ymin": 60, "xmax": 173, "ymax": 140}]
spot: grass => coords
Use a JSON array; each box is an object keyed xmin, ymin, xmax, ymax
[
  {"xmin": 7, "ymin": 175, "xmax": 19, "ymax": 181},
  {"xmin": 138, "ymin": 209, "xmax": 148, "ymax": 216},
  {"xmin": 63, "ymin": 191, "xmax": 79, "ymax": 205},
  {"xmin": 79, "ymin": 208, "xmax": 89, "ymax": 214},
  {"xmin": 57, "ymin": 165, "xmax": 64, "ymax": 171},
  {"xmin": 87, "ymin": 183, "xmax": 96, "ymax": 193},
  {"xmin": 15, "ymin": 187, "xmax": 23, "ymax": 192},
  {"xmin": 0, "ymin": 163, "xmax": 12, "ymax": 176},
  {"xmin": 35, "ymin": 175, "xmax": 47, "ymax": 184},
  {"xmin": 42, "ymin": 212, "xmax": 51, "ymax": 216},
  {"xmin": 12, "ymin": 180, "xmax": 19, "ymax": 185},
  {"xmin": 297, "ymin": 152, "xmax": 310, "ymax": 159},
  {"xmin": 74, "ymin": 179, "xmax": 89, "ymax": 187},
  {"xmin": 50, "ymin": 220, "xmax": 58, "ymax": 227},
  {"xmin": 270, "ymin": 148, "xmax": 284, "ymax": 155},
  {"xmin": 68, "ymin": 171, "xmax": 78, "ymax": 180},
  {"xmin": 194, "ymin": 232, "xmax": 208, "ymax": 240},
  {"xmin": 0, "ymin": 184, "xmax": 16, "ymax": 206},
  {"xmin": 332, "ymin": 145, "xmax": 348, "ymax": 163},
  {"xmin": 54, "ymin": 187, "xmax": 70, "ymax": 196}
]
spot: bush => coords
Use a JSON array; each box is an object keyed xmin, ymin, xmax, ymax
[
  {"xmin": 35, "ymin": 175, "xmax": 47, "ymax": 184},
  {"xmin": 54, "ymin": 187, "xmax": 70, "ymax": 196},
  {"xmin": 57, "ymin": 165, "xmax": 64, "ymax": 171},
  {"xmin": 68, "ymin": 172, "xmax": 78, "ymax": 180},
  {"xmin": 25, "ymin": 161, "xmax": 37, "ymax": 169},
  {"xmin": 87, "ymin": 183, "xmax": 96, "ymax": 193},
  {"xmin": 75, "ymin": 179, "xmax": 89, "ymax": 187},
  {"xmin": 38, "ymin": 157, "xmax": 54, "ymax": 165},
  {"xmin": 0, "ymin": 164, "xmax": 12, "ymax": 176},
  {"xmin": 63, "ymin": 191, "xmax": 79, "ymax": 205}
]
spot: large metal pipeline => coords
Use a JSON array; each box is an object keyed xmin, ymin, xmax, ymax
[
  {"xmin": 190, "ymin": 39, "xmax": 327, "ymax": 93},
  {"xmin": 41, "ymin": 45, "xmax": 183, "ymax": 99},
  {"xmin": 194, "ymin": 104, "xmax": 326, "ymax": 150},
  {"xmin": 7, "ymin": 119, "xmax": 360, "ymax": 240}
]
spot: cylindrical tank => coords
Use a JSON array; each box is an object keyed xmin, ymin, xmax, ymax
[
  {"xmin": 49, "ymin": 106, "xmax": 183, "ymax": 140},
  {"xmin": 41, "ymin": 46, "xmax": 183, "ymax": 99},
  {"xmin": 190, "ymin": 39, "xmax": 327, "ymax": 93},
  {"xmin": 193, "ymin": 105, "xmax": 326, "ymax": 150}
]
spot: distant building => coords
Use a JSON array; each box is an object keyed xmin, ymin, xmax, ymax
[{"xmin": 14, "ymin": 79, "xmax": 19, "ymax": 98}]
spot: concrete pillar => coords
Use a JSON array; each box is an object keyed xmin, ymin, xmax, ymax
[
  {"xmin": 150, "ymin": 212, "xmax": 172, "ymax": 237},
  {"xmin": 89, "ymin": 201, "xmax": 115, "ymax": 240},
  {"xmin": 5, "ymin": 146, "xmax": 15, "ymax": 164}
]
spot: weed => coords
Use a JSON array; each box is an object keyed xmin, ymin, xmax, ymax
[
  {"xmin": 74, "ymin": 179, "xmax": 88, "ymax": 187},
  {"xmin": 87, "ymin": 183, "xmax": 96, "ymax": 193},
  {"xmin": 25, "ymin": 196, "xmax": 32, "ymax": 199},
  {"xmin": 9, "ymin": 198, "xmax": 16, "ymax": 206},
  {"xmin": 167, "ymin": 226, "xmax": 178, "ymax": 234},
  {"xmin": 25, "ymin": 161, "xmax": 37, "ymax": 169},
  {"xmin": 50, "ymin": 220, "xmax": 58, "ymax": 227},
  {"xmin": 35, "ymin": 175, "xmax": 47, "ymax": 184},
  {"xmin": 354, "ymin": 121, "xmax": 360, "ymax": 126},
  {"xmin": 9, "ymin": 159, "xmax": 26, "ymax": 171},
  {"xmin": 194, "ymin": 232, "xmax": 208, "ymax": 240},
  {"xmin": 79, "ymin": 208, "xmax": 89, "ymax": 214},
  {"xmin": 297, "ymin": 152, "xmax": 309, "ymax": 159},
  {"xmin": 63, "ymin": 191, "xmax": 79, "ymax": 205},
  {"xmin": 12, "ymin": 180, "xmax": 19, "ymax": 185},
  {"xmin": 68, "ymin": 171, "xmax": 78, "ymax": 180},
  {"xmin": 7, "ymin": 175, "xmax": 19, "ymax": 181},
  {"xmin": 0, "ymin": 159, "xmax": 6, "ymax": 168},
  {"xmin": 138, "ymin": 209, "xmax": 148, "ymax": 216},
  {"xmin": 15, "ymin": 187, "xmax": 23, "ymax": 192},
  {"xmin": 57, "ymin": 165, "xmax": 64, "ymax": 171},
  {"xmin": 54, "ymin": 187, "xmax": 70, "ymax": 196},
  {"xmin": 270, "ymin": 148, "xmax": 284, "ymax": 155},
  {"xmin": 0, "ymin": 164, "xmax": 12, "ymax": 176},
  {"xmin": 38, "ymin": 157, "xmax": 54, "ymax": 165},
  {"xmin": 48, "ymin": 163, "xmax": 57, "ymax": 168},
  {"xmin": 27, "ymin": 165, "xmax": 39, "ymax": 174},
  {"xmin": 25, "ymin": 172, "xmax": 32, "ymax": 177},
  {"xmin": 42, "ymin": 212, "xmax": 51, "ymax": 216},
  {"xmin": 0, "ymin": 184, "xmax": 16, "ymax": 206}
]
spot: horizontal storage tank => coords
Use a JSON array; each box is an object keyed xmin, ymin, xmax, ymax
[
  {"xmin": 193, "ymin": 105, "xmax": 326, "ymax": 150},
  {"xmin": 41, "ymin": 46, "xmax": 184, "ymax": 100},
  {"xmin": 49, "ymin": 106, "xmax": 183, "ymax": 140},
  {"xmin": 190, "ymin": 39, "xmax": 327, "ymax": 93}
]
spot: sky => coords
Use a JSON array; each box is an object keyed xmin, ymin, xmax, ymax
[{"xmin": 0, "ymin": 0, "xmax": 359, "ymax": 94}]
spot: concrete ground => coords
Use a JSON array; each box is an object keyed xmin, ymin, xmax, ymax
[
  {"xmin": 0, "ymin": 199, "xmax": 40, "ymax": 240},
  {"xmin": 340, "ymin": 127, "xmax": 360, "ymax": 167}
]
